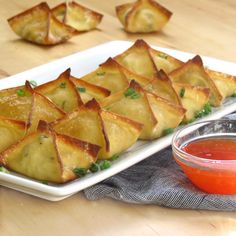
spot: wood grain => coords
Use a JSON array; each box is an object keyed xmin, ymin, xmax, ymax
[{"xmin": 1, "ymin": 1, "xmax": 236, "ymax": 236}]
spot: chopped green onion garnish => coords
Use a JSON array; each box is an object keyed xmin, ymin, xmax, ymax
[
  {"xmin": 29, "ymin": 80, "xmax": 37, "ymax": 88},
  {"xmin": 124, "ymin": 88, "xmax": 140, "ymax": 99},
  {"xmin": 73, "ymin": 168, "xmax": 87, "ymax": 177},
  {"xmin": 110, "ymin": 154, "xmax": 119, "ymax": 161},
  {"xmin": 124, "ymin": 88, "xmax": 135, "ymax": 97},
  {"xmin": 41, "ymin": 180, "xmax": 48, "ymax": 185},
  {"xmin": 188, "ymin": 118, "xmax": 196, "ymax": 123},
  {"xmin": 104, "ymin": 106, "xmax": 111, "ymax": 111},
  {"xmin": 194, "ymin": 103, "xmax": 212, "ymax": 119},
  {"xmin": 89, "ymin": 163, "xmax": 100, "ymax": 173},
  {"xmin": 179, "ymin": 88, "xmax": 185, "ymax": 98},
  {"xmin": 163, "ymin": 128, "xmax": 174, "ymax": 136},
  {"xmin": 96, "ymin": 71, "xmax": 106, "ymax": 76},
  {"xmin": 158, "ymin": 53, "xmax": 168, "ymax": 59},
  {"xmin": 61, "ymin": 100, "xmax": 66, "ymax": 109},
  {"xmin": 99, "ymin": 160, "xmax": 111, "ymax": 170},
  {"xmin": 178, "ymin": 121, "xmax": 185, "ymax": 126},
  {"xmin": 130, "ymin": 93, "xmax": 141, "ymax": 99},
  {"xmin": 204, "ymin": 103, "xmax": 212, "ymax": 113},
  {"xmin": 0, "ymin": 166, "xmax": 9, "ymax": 173},
  {"xmin": 59, "ymin": 82, "xmax": 66, "ymax": 88},
  {"xmin": 231, "ymin": 92, "xmax": 236, "ymax": 97},
  {"xmin": 77, "ymin": 87, "xmax": 86, "ymax": 93},
  {"xmin": 16, "ymin": 89, "xmax": 25, "ymax": 97}
]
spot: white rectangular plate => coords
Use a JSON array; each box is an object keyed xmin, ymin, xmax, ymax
[{"xmin": 1, "ymin": 40, "xmax": 236, "ymax": 201}]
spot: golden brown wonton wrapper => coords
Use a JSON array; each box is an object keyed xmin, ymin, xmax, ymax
[
  {"xmin": 8, "ymin": 2, "xmax": 75, "ymax": 45},
  {"xmin": 206, "ymin": 69, "xmax": 236, "ymax": 99},
  {"xmin": 52, "ymin": 99, "xmax": 143, "ymax": 159},
  {"xmin": 172, "ymin": 83, "xmax": 210, "ymax": 122},
  {"xmin": 70, "ymin": 76, "xmax": 111, "ymax": 103},
  {"xmin": 143, "ymin": 70, "xmax": 210, "ymax": 122},
  {"xmin": 80, "ymin": 58, "xmax": 129, "ymax": 93},
  {"xmin": 27, "ymin": 91, "xmax": 66, "ymax": 134},
  {"xmin": 80, "ymin": 57, "xmax": 156, "ymax": 95},
  {"xmin": 52, "ymin": 1, "xmax": 103, "ymax": 32},
  {"xmin": 144, "ymin": 70, "xmax": 181, "ymax": 106},
  {"xmin": 169, "ymin": 55, "xmax": 223, "ymax": 107},
  {"xmin": 116, "ymin": 0, "xmax": 172, "ymax": 33},
  {"xmin": 0, "ymin": 81, "xmax": 33, "ymax": 121},
  {"xmin": 0, "ymin": 80, "xmax": 66, "ymax": 133},
  {"xmin": 35, "ymin": 69, "xmax": 83, "ymax": 112},
  {"xmin": 149, "ymin": 47, "xmax": 184, "ymax": 74},
  {"xmin": 115, "ymin": 39, "xmax": 185, "ymax": 79},
  {"xmin": 0, "ymin": 121, "xmax": 99, "ymax": 183},
  {"xmin": 101, "ymin": 80, "xmax": 185, "ymax": 140},
  {"xmin": 115, "ymin": 39, "xmax": 159, "ymax": 79},
  {"xmin": 0, "ymin": 117, "xmax": 26, "ymax": 153}
]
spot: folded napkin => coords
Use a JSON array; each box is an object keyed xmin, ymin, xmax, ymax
[{"xmin": 84, "ymin": 114, "xmax": 236, "ymax": 211}]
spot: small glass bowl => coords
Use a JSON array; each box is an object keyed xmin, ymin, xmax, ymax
[{"xmin": 172, "ymin": 119, "xmax": 236, "ymax": 194}]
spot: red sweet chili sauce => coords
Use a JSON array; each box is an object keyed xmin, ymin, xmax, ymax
[
  {"xmin": 182, "ymin": 138, "xmax": 236, "ymax": 160},
  {"xmin": 177, "ymin": 137, "xmax": 236, "ymax": 194}
]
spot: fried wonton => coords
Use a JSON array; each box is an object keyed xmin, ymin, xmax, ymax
[
  {"xmin": 8, "ymin": 2, "xmax": 75, "ymax": 45},
  {"xmin": 80, "ymin": 58, "xmax": 129, "ymax": 93},
  {"xmin": 0, "ymin": 121, "xmax": 99, "ymax": 183},
  {"xmin": 116, "ymin": 0, "xmax": 172, "ymax": 33},
  {"xmin": 172, "ymin": 83, "xmax": 210, "ymax": 122},
  {"xmin": 35, "ymin": 69, "xmax": 82, "ymax": 112},
  {"xmin": 101, "ymin": 80, "xmax": 185, "ymax": 139},
  {"xmin": 144, "ymin": 70, "xmax": 210, "ymax": 122},
  {"xmin": 144, "ymin": 70, "xmax": 181, "ymax": 105},
  {"xmin": 206, "ymin": 69, "xmax": 236, "ymax": 99},
  {"xmin": 147, "ymin": 93, "xmax": 185, "ymax": 137},
  {"xmin": 116, "ymin": 2, "xmax": 133, "ymax": 26},
  {"xmin": 169, "ymin": 55, "xmax": 223, "ymax": 107},
  {"xmin": 119, "ymin": 64, "xmax": 151, "ymax": 86},
  {"xmin": 70, "ymin": 76, "xmax": 111, "ymax": 103},
  {"xmin": 149, "ymin": 47, "xmax": 184, "ymax": 74},
  {"xmin": 80, "ymin": 57, "xmax": 152, "ymax": 94},
  {"xmin": 114, "ymin": 39, "xmax": 159, "ymax": 79},
  {"xmin": 52, "ymin": 99, "xmax": 143, "ymax": 159},
  {"xmin": 0, "ymin": 81, "xmax": 33, "ymax": 121},
  {"xmin": 27, "ymin": 91, "xmax": 66, "ymax": 134},
  {"xmin": 0, "ymin": 117, "xmax": 26, "ymax": 153},
  {"xmin": 117, "ymin": 65, "xmax": 181, "ymax": 106},
  {"xmin": 52, "ymin": 1, "xmax": 103, "ymax": 32}
]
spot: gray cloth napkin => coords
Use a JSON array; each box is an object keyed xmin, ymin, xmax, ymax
[{"xmin": 84, "ymin": 114, "xmax": 236, "ymax": 211}]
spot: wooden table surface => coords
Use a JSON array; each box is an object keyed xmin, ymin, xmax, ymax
[{"xmin": 1, "ymin": 0, "xmax": 236, "ymax": 235}]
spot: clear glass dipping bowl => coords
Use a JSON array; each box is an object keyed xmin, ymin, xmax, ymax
[{"xmin": 172, "ymin": 119, "xmax": 236, "ymax": 194}]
